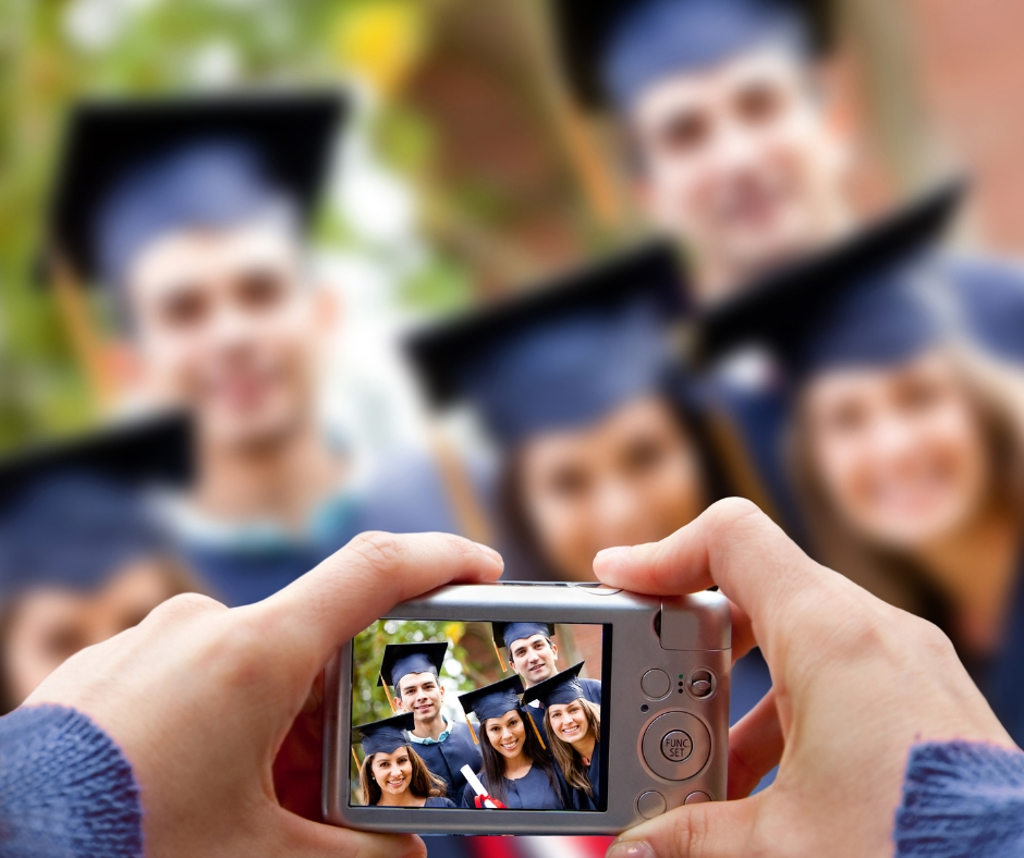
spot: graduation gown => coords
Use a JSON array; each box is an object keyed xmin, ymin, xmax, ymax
[
  {"xmin": 410, "ymin": 722, "xmax": 482, "ymax": 803},
  {"xmin": 424, "ymin": 796, "xmax": 457, "ymax": 808},
  {"xmin": 177, "ymin": 491, "xmax": 362, "ymax": 606},
  {"xmin": 975, "ymin": 554, "xmax": 1024, "ymax": 745},
  {"xmin": 460, "ymin": 765, "xmax": 566, "ymax": 809},
  {"xmin": 562, "ymin": 740, "xmax": 603, "ymax": 811}
]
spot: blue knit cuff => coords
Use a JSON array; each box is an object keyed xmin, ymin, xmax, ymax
[
  {"xmin": 0, "ymin": 704, "xmax": 143, "ymax": 857},
  {"xmin": 895, "ymin": 740, "xmax": 1024, "ymax": 856}
]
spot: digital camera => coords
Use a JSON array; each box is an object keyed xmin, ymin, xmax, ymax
[{"xmin": 323, "ymin": 582, "xmax": 730, "ymax": 835}]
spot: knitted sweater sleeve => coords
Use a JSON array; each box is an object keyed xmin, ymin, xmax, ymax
[
  {"xmin": 895, "ymin": 740, "xmax": 1024, "ymax": 857},
  {"xmin": 0, "ymin": 704, "xmax": 143, "ymax": 857}
]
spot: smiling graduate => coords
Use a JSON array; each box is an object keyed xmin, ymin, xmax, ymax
[
  {"xmin": 377, "ymin": 641, "xmax": 481, "ymax": 801},
  {"xmin": 457, "ymin": 675, "xmax": 567, "ymax": 810}
]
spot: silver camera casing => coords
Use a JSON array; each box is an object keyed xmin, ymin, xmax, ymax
[{"xmin": 323, "ymin": 582, "xmax": 730, "ymax": 835}]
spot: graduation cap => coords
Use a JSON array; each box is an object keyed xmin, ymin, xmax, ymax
[
  {"xmin": 492, "ymin": 622, "xmax": 555, "ymax": 653},
  {"xmin": 404, "ymin": 242, "xmax": 689, "ymax": 449},
  {"xmin": 549, "ymin": 0, "xmax": 834, "ymax": 110},
  {"xmin": 695, "ymin": 178, "xmax": 967, "ymax": 382},
  {"xmin": 353, "ymin": 711, "xmax": 416, "ymax": 757},
  {"xmin": 0, "ymin": 412, "xmax": 193, "ymax": 599},
  {"xmin": 521, "ymin": 661, "xmax": 587, "ymax": 708},
  {"xmin": 459, "ymin": 675, "xmax": 525, "ymax": 725},
  {"xmin": 378, "ymin": 641, "xmax": 449, "ymax": 691},
  {"xmin": 40, "ymin": 91, "xmax": 347, "ymax": 292}
]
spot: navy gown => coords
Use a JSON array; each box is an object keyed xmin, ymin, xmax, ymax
[
  {"xmin": 561, "ymin": 740, "xmax": 603, "ymax": 811},
  {"xmin": 411, "ymin": 722, "xmax": 482, "ymax": 803},
  {"xmin": 460, "ymin": 764, "xmax": 566, "ymax": 809},
  {"xmin": 423, "ymin": 796, "xmax": 457, "ymax": 808}
]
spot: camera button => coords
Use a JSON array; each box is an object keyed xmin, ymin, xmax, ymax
[
  {"xmin": 661, "ymin": 730, "xmax": 693, "ymax": 763},
  {"xmin": 684, "ymin": 790, "xmax": 712, "ymax": 804},
  {"xmin": 641, "ymin": 711, "xmax": 712, "ymax": 781},
  {"xmin": 636, "ymin": 790, "xmax": 667, "ymax": 819},
  {"xmin": 641, "ymin": 668, "xmax": 671, "ymax": 699},
  {"xmin": 687, "ymin": 669, "xmax": 716, "ymax": 700}
]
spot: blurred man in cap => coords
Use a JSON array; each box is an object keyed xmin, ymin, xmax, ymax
[
  {"xmin": 550, "ymin": 0, "xmax": 1024, "ymax": 352},
  {"xmin": 40, "ymin": 93, "xmax": 462, "ymax": 606}
]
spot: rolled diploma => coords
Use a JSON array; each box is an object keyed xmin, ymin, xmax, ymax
[{"xmin": 461, "ymin": 764, "xmax": 499, "ymax": 809}]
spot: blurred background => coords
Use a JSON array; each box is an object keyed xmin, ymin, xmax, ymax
[{"xmin": 2, "ymin": 0, "xmax": 1023, "ymax": 453}]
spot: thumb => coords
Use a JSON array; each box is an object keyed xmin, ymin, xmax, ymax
[{"xmin": 606, "ymin": 796, "xmax": 761, "ymax": 858}]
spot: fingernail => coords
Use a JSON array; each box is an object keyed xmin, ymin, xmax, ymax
[{"xmin": 607, "ymin": 840, "xmax": 655, "ymax": 858}]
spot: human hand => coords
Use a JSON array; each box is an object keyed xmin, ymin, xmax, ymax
[
  {"xmin": 594, "ymin": 499, "xmax": 1015, "ymax": 858},
  {"xmin": 24, "ymin": 531, "xmax": 503, "ymax": 858}
]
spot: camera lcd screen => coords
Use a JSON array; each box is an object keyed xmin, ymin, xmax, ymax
[{"xmin": 348, "ymin": 618, "xmax": 609, "ymax": 812}]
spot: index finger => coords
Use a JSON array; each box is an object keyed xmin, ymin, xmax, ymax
[
  {"xmin": 592, "ymin": 497, "xmax": 851, "ymax": 661},
  {"xmin": 253, "ymin": 531, "xmax": 504, "ymax": 675}
]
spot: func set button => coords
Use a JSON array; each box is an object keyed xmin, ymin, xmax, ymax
[
  {"xmin": 660, "ymin": 730, "xmax": 693, "ymax": 762},
  {"xmin": 641, "ymin": 711, "xmax": 712, "ymax": 781}
]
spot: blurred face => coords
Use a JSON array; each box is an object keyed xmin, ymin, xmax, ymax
[
  {"xmin": 485, "ymin": 710, "xmax": 526, "ymax": 761},
  {"xmin": 127, "ymin": 223, "xmax": 324, "ymax": 451},
  {"xmin": 805, "ymin": 352, "xmax": 992, "ymax": 550},
  {"xmin": 2, "ymin": 560, "xmax": 185, "ymax": 704},
  {"xmin": 508, "ymin": 634, "xmax": 558, "ymax": 686},
  {"xmin": 518, "ymin": 397, "xmax": 704, "ymax": 581},
  {"xmin": 631, "ymin": 46, "xmax": 847, "ymax": 295},
  {"xmin": 547, "ymin": 699, "xmax": 590, "ymax": 747},
  {"xmin": 396, "ymin": 671, "xmax": 444, "ymax": 725},
  {"xmin": 371, "ymin": 748, "xmax": 414, "ymax": 799}
]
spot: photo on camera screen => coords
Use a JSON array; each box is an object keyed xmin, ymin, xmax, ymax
[{"xmin": 349, "ymin": 618, "xmax": 608, "ymax": 812}]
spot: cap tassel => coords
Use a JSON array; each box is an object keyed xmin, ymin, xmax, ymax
[
  {"xmin": 467, "ymin": 718, "xmax": 480, "ymax": 746},
  {"xmin": 351, "ymin": 747, "xmax": 362, "ymax": 773},
  {"xmin": 492, "ymin": 640, "xmax": 507, "ymax": 672},
  {"xmin": 527, "ymin": 712, "xmax": 546, "ymax": 751},
  {"xmin": 379, "ymin": 671, "xmax": 398, "ymax": 714}
]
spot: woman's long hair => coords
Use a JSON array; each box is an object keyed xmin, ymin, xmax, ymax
[
  {"xmin": 788, "ymin": 345, "xmax": 1024, "ymax": 645},
  {"xmin": 547, "ymin": 698, "xmax": 601, "ymax": 797},
  {"xmin": 359, "ymin": 745, "xmax": 447, "ymax": 806},
  {"xmin": 478, "ymin": 707, "xmax": 559, "ymax": 805}
]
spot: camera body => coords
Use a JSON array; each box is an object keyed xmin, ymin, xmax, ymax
[{"xmin": 323, "ymin": 582, "xmax": 730, "ymax": 835}]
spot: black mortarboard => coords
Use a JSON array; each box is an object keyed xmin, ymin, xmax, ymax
[
  {"xmin": 521, "ymin": 661, "xmax": 587, "ymax": 708},
  {"xmin": 353, "ymin": 711, "xmax": 416, "ymax": 757},
  {"xmin": 695, "ymin": 179, "xmax": 967, "ymax": 382},
  {"xmin": 377, "ymin": 641, "xmax": 449, "ymax": 691},
  {"xmin": 492, "ymin": 621, "xmax": 556, "ymax": 652},
  {"xmin": 0, "ymin": 412, "xmax": 193, "ymax": 511},
  {"xmin": 0, "ymin": 412, "xmax": 193, "ymax": 599},
  {"xmin": 40, "ymin": 91, "xmax": 347, "ymax": 291},
  {"xmin": 458, "ymin": 675, "xmax": 525, "ymax": 724},
  {"xmin": 549, "ymin": 0, "xmax": 833, "ymax": 110},
  {"xmin": 404, "ymin": 242, "xmax": 689, "ymax": 448}
]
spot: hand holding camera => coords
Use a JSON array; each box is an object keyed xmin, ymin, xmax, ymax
[
  {"xmin": 22, "ymin": 531, "xmax": 504, "ymax": 858},
  {"xmin": 16, "ymin": 502, "xmax": 1018, "ymax": 856},
  {"xmin": 595, "ymin": 498, "xmax": 1016, "ymax": 857}
]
